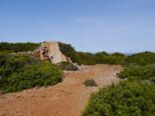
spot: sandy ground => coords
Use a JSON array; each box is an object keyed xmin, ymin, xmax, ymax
[{"xmin": 0, "ymin": 64, "xmax": 122, "ymax": 116}]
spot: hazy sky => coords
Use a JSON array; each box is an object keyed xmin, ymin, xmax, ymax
[{"xmin": 0, "ymin": 0, "xmax": 155, "ymax": 53}]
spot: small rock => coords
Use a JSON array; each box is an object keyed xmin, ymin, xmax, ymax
[{"xmin": 16, "ymin": 95, "xmax": 21, "ymax": 98}]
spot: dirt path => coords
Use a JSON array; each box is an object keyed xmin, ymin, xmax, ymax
[{"xmin": 0, "ymin": 65, "xmax": 122, "ymax": 116}]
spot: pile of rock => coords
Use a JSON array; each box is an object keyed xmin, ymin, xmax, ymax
[
  {"xmin": 16, "ymin": 41, "xmax": 71, "ymax": 64},
  {"xmin": 40, "ymin": 46, "xmax": 50, "ymax": 61},
  {"xmin": 31, "ymin": 48, "xmax": 40, "ymax": 58},
  {"xmin": 40, "ymin": 42, "xmax": 69, "ymax": 64}
]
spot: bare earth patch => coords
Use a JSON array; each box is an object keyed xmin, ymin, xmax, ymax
[{"xmin": 0, "ymin": 64, "xmax": 122, "ymax": 116}]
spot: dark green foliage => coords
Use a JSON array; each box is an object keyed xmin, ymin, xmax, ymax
[
  {"xmin": 118, "ymin": 65, "xmax": 155, "ymax": 83},
  {"xmin": 0, "ymin": 42, "xmax": 40, "ymax": 52},
  {"xmin": 59, "ymin": 42, "xmax": 155, "ymax": 66},
  {"xmin": 111, "ymin": 52, "xmax": 126, "ymax": 57},
  {"xmin": 1, "ymin": 42, "xmax": 155, "ymax": 66},
  {"xmin": 58, "ymin": 42, "xmax": 76, "ymax": 55},
  {"xmin": 125, "ymin": 51, "xmax": 155, "ymax": 66},
  {"xmin": 58, "ymin": 42, "xmax": 97, "ymax": 65},
  {"xmin": 95, "ymin": 51, "xmax": 109, "ymax": 56},
  {"xmin": 82, "ymin": 80, "xmax": 155, "ymax": 116},
  {"xmin": 58, "ymin": 42, "xmax": 78, "ymax": 63},
  {"xmin": 0, "ymin": 52, "xmax": 62, "ymax": 93},
  {"xmin": 75, "ymin": 52, "xmax": 97, "ymax": 65},
  {"xmin": 58, "ymin": 42, "xmax": 126, "ymax": 65},
  {"xmin": 57, "ymin": 62, "xmax": 78, "ymax": 71},
  {"xmin": 82, "ymin": 51, "xmax": 155, "ymax": 116},
  {"xmin": 95, "ymin": 55, "xmax": 126, "ymax": 65},
  {"xmin": 1, "ymin": 63, "xmax": 62, "ymax": 92},
  {"xmin": 0, "ymin": 52, "xmax": 40, "ymax": 78},
  {"xmin": 94, "ymin": 52, "xmax": 126, "ymax": 65},
  {"xmin": 83, "ymin": 79, "xmax": 97, "ymax": 87}
]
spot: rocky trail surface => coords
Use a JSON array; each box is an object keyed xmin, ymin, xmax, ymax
[{"xmin": 0, "ymin": 64, "xmax": 122, "ymax": 116}]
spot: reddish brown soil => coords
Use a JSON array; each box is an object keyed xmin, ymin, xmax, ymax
[{"xmin": 0, "ymin": 64, "xmax": 122, "ymax": 116}]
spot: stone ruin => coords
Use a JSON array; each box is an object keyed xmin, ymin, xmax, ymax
[{"xmin": 17, "ymin": 41, "xmax": 71, "ymax": 64}]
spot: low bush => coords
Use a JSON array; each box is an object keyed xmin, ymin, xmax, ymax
[
  {"xmin": 0, "ymin": 53, "xmax": 63, "ymax": 93},
  {"xmin": 57, "ymin": 62, "xmax": 78, "ymax": 71},
  {"xmin": 118, "ymin": 65, "xmax": 155, "ymax": 83},
  {"xmin": 83, "ymin": 79, "xmax": 97, "ymax": 87},
  {"xmin": 58, "ymin": 42, "xmax": 78, "ymax": 63},
  {"xmin": 0, "ymin": 42, "xmax": 40, "ymax": 52},
  {"xmin": 59, "ymin": 43, "xmax": 155, "ymax": 66},
  {"xmin": 0, "ymin": 52, "xmax": 40, "ymax": 78},
  {"xmin": 75, "ymin": 52, "xmax": 97, "ymax": 65},
  {"xmin": 125, "ymin": 51, "xmax": 155, "ymax": 66},
  {"xmin": 96, "ymin": 55, "xmax": 126, "ymax": 65},
  {"xmin": 0, "ymin": 63, "xmax": 62, "ymax": 92},
  {"xmin": 58, "ymin": 42, "xmax": 126, "ymax": 65},
  {"xmin": 82, "ymin": 80, "xmax": 155, "ymax": 116}
]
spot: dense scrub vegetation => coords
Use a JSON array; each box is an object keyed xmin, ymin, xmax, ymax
[
  {"xmin": 83, "ymin": 51, "xmax": 155, "ymax": 115},
  {"xmin": 83, "ymin": 80, "xmax": 155, "ymax": 116},
  {"xmin": 59, "ymin": 42, "xmax": 155, "ymax": 66},
  {"xmin": 125, "ymin": 52, "xmax": 155, "ymax": 66},
  {"xmin": 81, "ymin": 50, "xmax": 155, "ymax": 115},
  {"xmin": 57, "ymin": 61, "xmax": 78, "ymax": 71},
  {"xmin": 95, "ymin": 52, "xmax": 126, "ymax": 65},
  {"xmin": 0, "ymin": 52, "xmax": 62, "ymax": 93},
  {"xmin": 58, "ymin": 42, "xmax": 126, "ymax": 65},
  {"xmin": 58, "ymin": 42, "xmax": 78, "ymax": 63},
  {"xmin": 118, "ymin": 65, "xmax": 155, "ymax": 83},
  {"xmin": 0, "ymin": 42, "xmax": 40, "ymax": 52},
  {"xmin": 1, "ymin": 42, "xmax": 154, "ymax": 66},
  {"xmin": 83, "ymin": 79, "xmax": 98, "ymax": 87}
]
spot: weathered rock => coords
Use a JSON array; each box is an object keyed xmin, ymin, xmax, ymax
[
  {"xmin": 39, "ymin": 41, "xmax": 69, "ymax": 64},
  {"xmin": 17, "ymin": 41, "xmax": 71, "ymax": 64}
]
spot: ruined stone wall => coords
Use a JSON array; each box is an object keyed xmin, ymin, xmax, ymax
[
  {"xmin": 17, "ymin": 41, "xmax": 70, "ymax": 64},
  {"xmin": 40, "ymin": 42, "xmax": 68, "ymax": 64}
]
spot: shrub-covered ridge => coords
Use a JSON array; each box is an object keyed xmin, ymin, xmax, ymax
[
  {"xmin": 0, "ymin": 52, "xmax": 63, "ymax": 93},
  {"xmin": 118, "ymin": 64, "xmax": 155, "ymax": 83},
  {"xmin": 0, "ymin": 42, "xmax": 40, "ymax": 52},
  {"xmin": 82, "ymin": 80, "xmax": 155, "ymax": 116}
]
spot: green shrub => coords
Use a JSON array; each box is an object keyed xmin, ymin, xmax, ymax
[
  {"xmin": 58, "ymin": 42, "xmax": 78, "ymax": 63},
  {"xmin": 75, "ymin": 52, "xmax": 97, "ymax": 65},
  {"xmin": 83, "ymin": 79, "xmax": 97, "ymax": 87},
  {"xmin": 1, "ymin": 63, "xmax": 62, "ymax": 92},
  {"xmin": 58, "ymin": 42, "xmax": 126, "ymax": 65},
  {"xmin": 0, "ymin": 42, "xmax": 40, "ymax": 52},
  {"xmin": 0, "ymin": 53, "xmax": 63, "ymax": 93},
  {"xmin": 118, "ymin": 65, "xmax": 155, "ymax": 82},
  {"xmin": 1, "ymin": 42, "xmax": 155, "ymax": 66},
  {"xmin": 82, "ymin": 80, "xmax": 155, "ymax": 116},
  {"xmin": 125, "ymin": 51, "xmax": 155, "ymax": 66},
  {"xmin": 57, "ymin": 62, "xmax": 78, "ymax": 71},
  {"xmin": 0, "ymin": 52, "xmax": 40, "ymax": 78},
  {"xmin": 95, "ymin": 51, "xmax": 109, "ymax": 56},
  {"xmin": 111, "ymin": 52, "xmax": 126, "ymax": 57}
]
